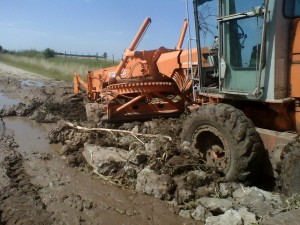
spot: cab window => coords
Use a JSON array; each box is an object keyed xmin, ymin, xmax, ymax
[{"xmin": 284, "ymin": 0, "xmax": 300, "ymax": 17}]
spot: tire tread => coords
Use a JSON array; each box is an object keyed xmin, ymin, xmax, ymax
[{"xmin": 181, "ymin": 104, "xmax": 264, "ymax": 182}]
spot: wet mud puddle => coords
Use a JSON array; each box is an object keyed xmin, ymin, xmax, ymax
[
  {"xmin": 21, "ymin": 79, "xmax": 45, "ymax": 88},
  {"xmin": 3, "ymin": 116, "xmax": 61, "ymax": 154},
  {"xmin": 0, "ymin": 92, "xmax": 19, "ymax": 108},
  {"xmin": 1, "ymin": 91, "xmax": 58, "ymax": 154},
  {"xmin": 0, "ymin": 93, "xmax": 61, "ymax": 154}
]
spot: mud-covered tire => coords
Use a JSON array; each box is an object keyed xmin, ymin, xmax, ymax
[
  {"xmin": 181, "ymin": 103, "xmax": 264, "ymax": 182},
  {"xmin": 280, "ymin": 138, "xmax": 300, "ymax": 196}
]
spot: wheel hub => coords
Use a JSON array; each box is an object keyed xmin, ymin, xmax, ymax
[
  {"xmin": 206, "ymin": 145, "xmax": 227, "ymax": 170},
  {"xmin": 193, "ymin": 125, "xmax": 230, "ymax": 172}
]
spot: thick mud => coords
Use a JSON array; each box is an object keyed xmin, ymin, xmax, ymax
[{"xmin": 0, "ymin": 62, "xmax": 200, "ymax": 225}]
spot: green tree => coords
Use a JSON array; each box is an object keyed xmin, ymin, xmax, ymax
[
  {"xmin": 0, "ymin": 45, "xmax": 2, "ymax": 52},
  {"xmin": 43, "ymin": 48, "xmax": 55, "ymax": 58},
  {"xmin": 103, "ymin": 52, "xmax": 108, "ymax": 59},
  {"xmin": 103, "ymin": 52, "xmax": 108, "ymax": 62}
]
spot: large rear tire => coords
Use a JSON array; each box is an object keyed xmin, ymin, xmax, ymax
[
  {"xmin": 181, "ymin": 104, "xmax": 264, "ymax": 182},
  {"xmin": 279, "ymin": 138, "xmax": 300, "ymax": 196}
]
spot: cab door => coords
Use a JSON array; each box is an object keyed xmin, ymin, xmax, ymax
[{"xmin": 219, "ymin": 0, "xmax": 265, "ymax": 95}]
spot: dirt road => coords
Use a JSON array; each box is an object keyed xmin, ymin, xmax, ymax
[{"xmin": 0, "ymin": 62, "xmax": 200, "ymax": 225}]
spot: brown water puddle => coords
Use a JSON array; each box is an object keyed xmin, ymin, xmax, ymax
[{"xmin": 3, "ymin": 117, "xmax": 61, "ymax": 154}]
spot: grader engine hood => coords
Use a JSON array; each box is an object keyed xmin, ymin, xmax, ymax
[
  {"xmin": 157, "ymin": 48, "xmax": 212, "ymax": 78},
  {"xmin": 156, "ymin": 47, "xmax": 213, "ymax": 93}
]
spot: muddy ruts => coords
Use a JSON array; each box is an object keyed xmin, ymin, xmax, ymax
[{"xmin": 0, "ymin": 144, "xmax": 52, "ymax": 225}]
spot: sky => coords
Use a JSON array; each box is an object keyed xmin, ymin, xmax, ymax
[{"xmin": 0, "ymin": 0, "xmax": 203, "ymax": 60}]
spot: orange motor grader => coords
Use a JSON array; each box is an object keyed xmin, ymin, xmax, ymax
[
  {"xmin": 74, "ymin": 17, "xmax": 211, "ymax": 122},
  {"xmin": 74, "ymin": 0, "xmax": 300, "ymax": 196}
]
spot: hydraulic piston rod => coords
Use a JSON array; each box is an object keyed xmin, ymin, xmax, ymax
[{"xmin": 114, "ymin": 17, "xmax": 152, "ymax": 77}]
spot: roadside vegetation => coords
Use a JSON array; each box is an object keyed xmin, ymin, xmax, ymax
[{"xmin": 0, "ymin": 49, "xmax": 118, "ymax": 81}]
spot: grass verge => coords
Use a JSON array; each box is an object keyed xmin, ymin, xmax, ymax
[{"xmin": 0, "ymin": 53, "xmax": 118, "ymax": 81}]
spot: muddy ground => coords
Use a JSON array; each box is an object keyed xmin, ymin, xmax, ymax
[
  {"xmin": 0, "ymin": 63, "xmax": 200, "ymax": 225},
  {"xmin": 0, "ymin": 62, "xmax": 299, "ymax": 225}
]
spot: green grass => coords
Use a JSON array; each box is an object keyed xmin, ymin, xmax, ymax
[{"xmin": 0, "ymin": 51, "xmax": 119, "ymax": 81}]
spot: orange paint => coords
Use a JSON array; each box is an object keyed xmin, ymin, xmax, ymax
[{"xmin": 290, "ymin": 19, "xmax": 300, "ymax": 98}]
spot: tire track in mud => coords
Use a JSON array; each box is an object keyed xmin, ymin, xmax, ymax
[{"xmin": 0, "ymin": 137, "xmax": 52, "ymax": 225}]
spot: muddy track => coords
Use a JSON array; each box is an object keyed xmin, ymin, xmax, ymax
[
  {"xmin": 0, "ymin": 136, "xmax": 52, "ymax": 225},
  {"xmin": 0, "ymin": 133, "xmax": 199, "ymax": 225}
]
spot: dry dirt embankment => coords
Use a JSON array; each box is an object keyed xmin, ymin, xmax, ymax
[{"xmin": 0, "ymin": 62, "xmax": 300, "ymax": 225}]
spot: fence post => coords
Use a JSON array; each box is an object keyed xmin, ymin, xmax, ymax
[{"xmin": 96, "ymin": 52, "xmax": 98, "ymax": 61}]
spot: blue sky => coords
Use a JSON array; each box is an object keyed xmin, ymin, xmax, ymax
[{"xmin": 0, "ymin": 0, "xmax": 198, "ymax": 59}]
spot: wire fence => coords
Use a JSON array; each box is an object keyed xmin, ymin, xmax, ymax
[{"xmin": 55, "ymin": 51, "xmax": 114, "ymax": 62}]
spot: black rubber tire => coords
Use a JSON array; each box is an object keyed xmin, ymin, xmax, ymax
[
  {"xmin": 181, "ymin": 103, "xmax": 264, "ymax": 182},
  {"xmin": 280, "ymin": 138, "xmax": 300, "ymax": 196}
]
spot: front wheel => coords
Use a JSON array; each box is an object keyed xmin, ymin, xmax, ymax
[{"xmin": 181, "ymin": 104, "xmax": 264, "ymax": 183}]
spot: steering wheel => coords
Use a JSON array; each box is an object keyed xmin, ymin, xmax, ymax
[
  {"xmin": 237, "ymin": 24, "xmax": 245, "ymax": 39},
  {"xmin": 236, "ymin": 24, "xmax": 247, "ymax": 48}
]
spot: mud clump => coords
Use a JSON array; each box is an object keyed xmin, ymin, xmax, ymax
[
  {"xmin": 0, "ymin": 76, "xmax": 87, "ymax": 123},
  {"xmin": 1, "ymin": 95, "xmax": 87, "ymax": 124},
  {"xmin": 48, "ymin": 118, "xmax": 224, "ymax": 210},
  {"xmin": 48, "ymin": 116, "xmax": 300, "ymax": 224},
  {"xmin": 48, "ymin": 123, "xmax": 90, "ymax": 167}
]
